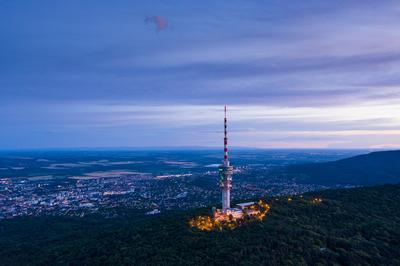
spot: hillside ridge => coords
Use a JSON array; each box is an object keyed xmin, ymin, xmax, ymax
[{"xmin": 285, "ymin": 150, "xmax": 400, "ymax": 185}]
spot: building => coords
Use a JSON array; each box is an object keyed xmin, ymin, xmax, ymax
[
  {"xmin": 213, "ymin": 107, "xmax": 260, "ymax": 220},
  {"xmin": 236, "ymin": 201, "xmax": 260, "ymax": 216},
  {"xmin": 219, "ymin": 106, "xmax": 234, "ymax": 213}
]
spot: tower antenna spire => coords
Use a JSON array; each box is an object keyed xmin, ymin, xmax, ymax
[{"xmin": 224, "ymin": 105, "xmax": 228, "ymax": 166}]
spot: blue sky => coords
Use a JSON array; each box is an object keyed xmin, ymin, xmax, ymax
[{"xmin": 1, "ymin": 0, "xmax": 400, "ymax": 149}]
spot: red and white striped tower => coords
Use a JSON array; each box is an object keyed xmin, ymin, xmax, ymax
[
  {"xmin": 219, "ymin": 106, "xmax": 233, "ymax": 212},
  {"xmin": 223, "ymin": 106, "xmax": 229, "ymax": 166}
]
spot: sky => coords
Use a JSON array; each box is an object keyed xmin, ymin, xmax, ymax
[{"xmin": 1, "ymin": 0, "xmax": 400, "ymax": 149}]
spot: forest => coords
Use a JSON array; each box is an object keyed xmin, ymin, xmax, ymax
[
  {"xmin": 285, "ymin": 150, "xmax": 400, "ymax": 185},
  {"xmin": 1, "ymin": 184, "xmax": 399, "ymax": 265}
]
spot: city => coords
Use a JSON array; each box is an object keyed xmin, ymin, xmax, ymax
[{"xmin": 0, "ymin": 164, "xmax": 330, "ymax": 220}]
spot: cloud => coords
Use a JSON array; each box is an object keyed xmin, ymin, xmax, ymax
[
  {"xmin": 145, "ymin": 16, "xmax": 168, "ymax": 32},
  {"xmin": 2, "ymin": 1, "xmax": 400, "ymax": 148},
  {"xmin": 1, "ymin": 101, "xmax": 400, "ymax": 149},
  {"xmin": 3, "ymin": 1, "xmax": 400, "ymax": 108}
]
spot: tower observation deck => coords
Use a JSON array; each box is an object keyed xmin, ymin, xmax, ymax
[{"xmin": 219, "ymin": 106, "xmax": 233, "ymax": 213}]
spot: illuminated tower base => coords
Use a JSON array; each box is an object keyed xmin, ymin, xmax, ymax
[{"xmin": 222, "ymin": 188, "xmax": 230, "ymax": 211}]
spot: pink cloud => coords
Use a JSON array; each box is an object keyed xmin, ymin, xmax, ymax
[{"xmin": 145, "ymin": 16, "xmax": 168, "ymax": 32}]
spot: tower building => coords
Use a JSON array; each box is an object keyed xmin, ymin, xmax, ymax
[
  {"xmin": 212, "ymin": 106, "xmax": 259, "ymax": 221},
  {"xmin": 219, "ymin": 106, "xmax": 233, "ymax": 213}
]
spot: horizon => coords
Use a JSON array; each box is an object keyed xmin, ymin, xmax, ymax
[
  {"xmin": 0, "ymin": 146, "xmax": 384, "ymax": 153},
  {"xmin": 0, "ymin": 145, "xmax": 380, "ymax": 152},
  {"xmin": 2, "ymin": 1, "xmax": 400, "ymax": 149}
]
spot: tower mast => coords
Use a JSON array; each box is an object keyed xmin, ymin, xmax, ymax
[
  {"xmin": 224, "ymin": 106, "xmax": 229, "ymax": 167},
  {"xmin": 219, "ymin": 106, "xmax": 233, "ymax": 212}
]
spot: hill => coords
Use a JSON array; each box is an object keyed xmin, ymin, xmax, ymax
[
  {"xmin": 0, "ymin": 184, "xmax": 399, "ymax": 265},
  {"xmin": 284, "ymin": 150, "xmax": 400, "ymax": 185}
]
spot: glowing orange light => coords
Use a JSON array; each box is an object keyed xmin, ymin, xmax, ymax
[
  {"xmin": 189, "ymin": 201, "xmax": 271, "ymax": 231},
  {"xmin": 312, "ymin": 197, "xmax": 323, "ymax": 204}
]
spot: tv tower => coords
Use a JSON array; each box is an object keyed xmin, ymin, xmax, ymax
[{"xmin": 219, "ymin": 106, "xmax": 233, "ymax": 213}]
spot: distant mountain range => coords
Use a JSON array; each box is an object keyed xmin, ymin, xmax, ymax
[{"xmin": 285, "ymin": 150, "xmax": 400, "ymax": 185}]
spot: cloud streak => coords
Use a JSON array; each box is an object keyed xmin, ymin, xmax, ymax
[{"xmin": 1, "ymin": 102, "xmax": 399, "ymax": 149}]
